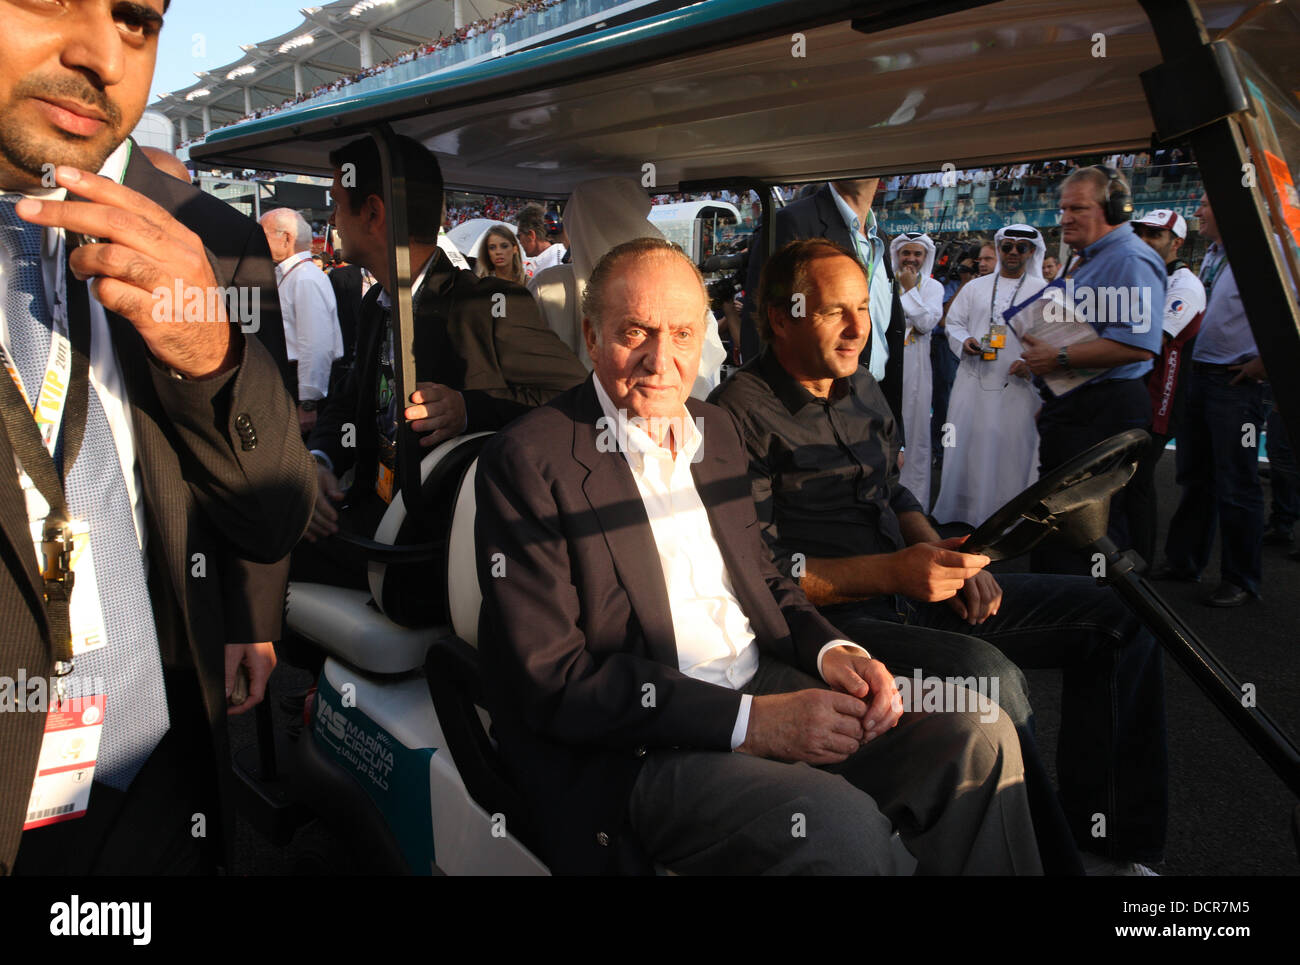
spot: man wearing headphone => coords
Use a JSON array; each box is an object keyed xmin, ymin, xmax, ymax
[{"xmin": 1019, "ymin": 165, "xmax": 1167, "ymax": 575}]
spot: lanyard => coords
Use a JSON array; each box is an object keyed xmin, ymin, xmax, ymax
[
  {"xmin": 1061, "ymin": 251, "xmax": 1089, "ymax": 279},
  {"xmin": 0, "ymin": 245, "xmax": 92, "ymax": 674},
  {"xmin": 1200, "ymin": 248, "xmax": 1227, "ymax": 298},
  {"xmin": 989, "ymin": 272, "xmax": 1027, "ymax": 328},
  {"xmin": 277, "ymin": 256, "xmax": 308, "ymax": 287}
]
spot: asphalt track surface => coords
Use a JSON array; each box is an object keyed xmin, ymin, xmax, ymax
[{"xmin": 227, "ymin": 453, "xmax": 1300, "ymax": 876}]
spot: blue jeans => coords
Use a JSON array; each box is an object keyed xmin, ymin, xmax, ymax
[
  {"xmin": 1164, "ymin": 368, "xmax": 1267, "ymax": 594},
  {"xmin": 1264, "ymin": 384, "xmax": 1299, "ymax": 530},
  {"xmin": 822, "ymin": 571, "xmax": 1167, "ymax": 864}
]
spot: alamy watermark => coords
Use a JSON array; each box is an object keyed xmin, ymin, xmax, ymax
[
  {"xmin": 50, "ymin": 895, "xmax": 151, "ymax": 945},
  {"xmin": 595, "ymin": 408, "xmax": 705, "ymax": 463},
  {"xmin": 1043, "ymin": 279, "xmax": 1154, "ymax": 334},
  {"xmin": 0, "ymin": 671, "xmax": 106, "ymax": 713},
  {"xmin": 893, "ymin": 669, "xmax": 1001, "ymax": 723},
  {"xmin": 150, "ymin": 282, "xmax": 261, "ymax": 333}
]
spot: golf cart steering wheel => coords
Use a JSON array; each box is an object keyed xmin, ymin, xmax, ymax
[{"xmin": 961, "ymin": 428, "xmax": 1150, "ymax": 562}]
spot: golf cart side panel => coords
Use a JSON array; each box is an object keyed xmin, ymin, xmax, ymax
[{"xmin": 312, "ymin": 662, "xmax": 548, "ymax": 875}]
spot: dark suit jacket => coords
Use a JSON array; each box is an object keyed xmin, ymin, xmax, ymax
[
  {"xmin": 328, "ymin": 263, "xmax": 365, "ymax": 364},
  {"xmin": 743, "ymin": 184, "xmax": 907, "ymax": 422},
  {"xmin": 0, "ymin": 145, "xmax": 316, "ymax": 872},
  {"xmin": 475, "ymin": 377, "xmax": 845, "ymax": 874},
  {"xmin": 309, "ymin": 247, "xmax": 587, "ymax": 501}
]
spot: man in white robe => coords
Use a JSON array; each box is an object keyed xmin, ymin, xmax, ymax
[
  {"xmin": 932, "ymin": 224, "xmax": 1046, "ymax": 526},
  {"xmin": 890, "ymin": 232, "xmax": 945, "ymax": 512},
  {"xmin": 529, "ymin": 177, "xmax": 726, "ymax": 398}
]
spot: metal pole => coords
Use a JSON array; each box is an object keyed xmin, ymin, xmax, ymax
[
  {"xmin": 1139, "ymin": 0, "xmax": 1300, "ymax": 463},
  {"xmin": 1097, "ymin": 536, "xmax": 1300, "ymax": 798},
  {"xmin": 367, "ymin": 123, "xmax": 424, "ymax": 522}
]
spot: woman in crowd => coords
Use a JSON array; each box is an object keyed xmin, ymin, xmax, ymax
[{"xmin": 475, "ymin": 224, "xmax": 526, "ymax": 285}]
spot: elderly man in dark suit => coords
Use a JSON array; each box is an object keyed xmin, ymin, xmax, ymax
[
  {"xmin": 0, "ymin": 0, "xmax": 314, "ymax": 874},
  {"xmin": 475, "ymin": 238, "xmax": 1042, "ymax": 875},
  {"xmin": 743, "ymin": 180, "xmax": 908, "ymax": 421}
]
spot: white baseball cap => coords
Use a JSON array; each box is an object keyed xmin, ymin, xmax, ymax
[{"xmin": 1134, "ymin": 209, "xmax": 1187, "ymax": 239}]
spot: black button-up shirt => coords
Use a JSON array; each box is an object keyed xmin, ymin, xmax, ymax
[{"xmin": 708, "ymin": 350, "xmax": 922, "ymax": 580}]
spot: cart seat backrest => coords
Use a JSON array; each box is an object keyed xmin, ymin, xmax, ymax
[{"xmin": 446, "ymin": 456, "xmax": 483, "ymax": 647}]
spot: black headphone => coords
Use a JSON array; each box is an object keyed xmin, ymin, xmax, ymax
[{"xmin": 1094, "ymin": 164, "xmax": 1134, "ymax": 225}]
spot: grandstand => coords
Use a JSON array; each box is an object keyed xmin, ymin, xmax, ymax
[{"xmin": 151, "ymin": 0, "xmax": 671, "ymax": 155}]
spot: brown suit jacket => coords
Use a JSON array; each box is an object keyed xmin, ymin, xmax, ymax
[
  {"xmin": 0, "ymin": 145, "xmax": 315, "ymax": 872},
  {"xmin": 475, "ymin": 376, "xmax": 843, "ymax": 874}
]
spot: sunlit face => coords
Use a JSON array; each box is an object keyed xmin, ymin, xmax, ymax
[
  {"xmin": 328, "ymin": 171, "xmax": 375, "ymax": 270},
  {"xmin": 486, "ymin": 233, "xmax": 516, "ymax": 270},
  {"xmin": 770, "ymin": 254, "xmax": 870, "ymax": 392},
  {"xmin": 0, "ymin": 0, "xmax": 165, "ymax": 190},
  {"xmin": 897, "ymin": 242, "xmax": 926, "ymax": 272},
  {"xmin": 517, "ymin": 228, "xmax": 543, "ymax": 257},
  {"xmin": 584, "ymin": 252, "xmax": 707, "ymax": 425},
  {"xmin": 1060, "ymin": 181, "xmax": 1109, "ymax": 249},
  {"xmin": 259, "ymin": 215, "xmax": 294, "ymax": 263},
  {"xmin": 1194, "ymin": 193, "xmax": 1218, "ymax": 243},
  {"xmin": 978, "ymin": 245, "xmax": 996, "ymax": 275},
  {"xmin": 1041, "ymin": 255, "xmax": 1060, "ymax": 281},
  {"xmin": 998, "ymin": 238, "xmax": 1033, "ymax": 275}
]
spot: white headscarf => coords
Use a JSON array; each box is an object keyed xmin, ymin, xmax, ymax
[
  {"xmin": 564, "ymin": 176, "xmax": 668, "ymax": 300},
  {"xmin": 889, "ymin": 231, "xmax": 937, "ymax": 279},
  {"xmin": 993, "ymin": 223, "xmax": 1046, "ymax": 279},
  {"xmin": 530, "ymin": 176, "xmax": 726, "ymax": 395}
]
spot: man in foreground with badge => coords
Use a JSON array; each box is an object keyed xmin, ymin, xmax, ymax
[{"xmin": 0, "ymin": 0, "xmax": 315, "ymax": 873}]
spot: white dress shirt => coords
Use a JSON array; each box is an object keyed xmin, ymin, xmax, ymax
[
  {"xmin": 1162, "ymin": 265, "xmax": 1206, "ymax": 340},
  {"xmin": 276, "ymin": 250, "xmax": 342, "ymax": 401},
  {"xmin": 523, "ymin": 242, "xmax": 567, "ymax": 281},
  {"xmin": 592, "ymin": 378, "xmax": 863, "ymax": 748},
  {"xmin": 0, "ymin": 140, "xmax": 146, "ymax": 550}
]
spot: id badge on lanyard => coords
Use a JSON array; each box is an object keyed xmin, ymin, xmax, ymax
[
  {"xmin": 0, "ymin": 251, "xmax": 108, "ymax": 660},
  {"xmin": 3, "ymin": 242, "xmax": 111, "ymax": 829}
]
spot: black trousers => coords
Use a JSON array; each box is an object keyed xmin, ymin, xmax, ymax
[
  {"xmin": 13, "ymin": 669, "xmax": 219, "ymax": 876},
  {"xmin": 1031, "ymin": 377, "xmax": 1152, "ymax": 576}
]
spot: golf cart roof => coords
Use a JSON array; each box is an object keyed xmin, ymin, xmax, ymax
[{"xmin": 192, "ymin": 0, "xmax": 1263, "ymax": 197}]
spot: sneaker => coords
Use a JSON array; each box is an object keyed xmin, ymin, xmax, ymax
[{"xmin": 1203, "ymin": 581, "xmax": 1251, "ymax": 607}]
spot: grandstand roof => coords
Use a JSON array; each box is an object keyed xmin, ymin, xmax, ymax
[{"xmin": 151, "ymin": 0, "xmax": 520, "ymax": 133}]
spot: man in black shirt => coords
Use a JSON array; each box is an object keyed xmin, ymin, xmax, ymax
[{"xmin": 710, "ymin": 239, "xmax": 1167, "ymax": 875}]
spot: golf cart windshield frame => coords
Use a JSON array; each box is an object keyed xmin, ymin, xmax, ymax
[{"xmin": 192, "ymin": 0, "xmax": 1300, "ymax": 805}]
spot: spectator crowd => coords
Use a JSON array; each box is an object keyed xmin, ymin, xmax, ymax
[{"xmin": 178, "ymin": 0, "xmax": 569, "ymax": 148}]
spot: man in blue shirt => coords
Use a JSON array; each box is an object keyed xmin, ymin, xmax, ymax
[
  {"xmin": 1148, "ymin": 194, "xmax": 1270, "ymax": 606},
  {"xmin": 1020, "ymin": 166, "xmax": 1166, "ymax": 575}
]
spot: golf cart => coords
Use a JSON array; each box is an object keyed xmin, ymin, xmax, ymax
[{"xmin": 192, "ymin": 0, "xmax": 1300, "ymax": 873}]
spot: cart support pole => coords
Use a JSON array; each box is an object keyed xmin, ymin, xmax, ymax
[
  {"xmin": 1095, "ymin": 536, "xmax": 1300, "ymax": 798},
  {"xmin": 367, "ymin": 123, "xmax": 424, "ymax": 522}
]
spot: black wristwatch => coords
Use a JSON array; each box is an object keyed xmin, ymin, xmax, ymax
[
  {"xmin": 1056, "ymin": 348, "xmax": 1070, "ymax": 371},
  {"xmin": 299, "ymin": 399, "xmax": 318, "ymax": 412}
]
